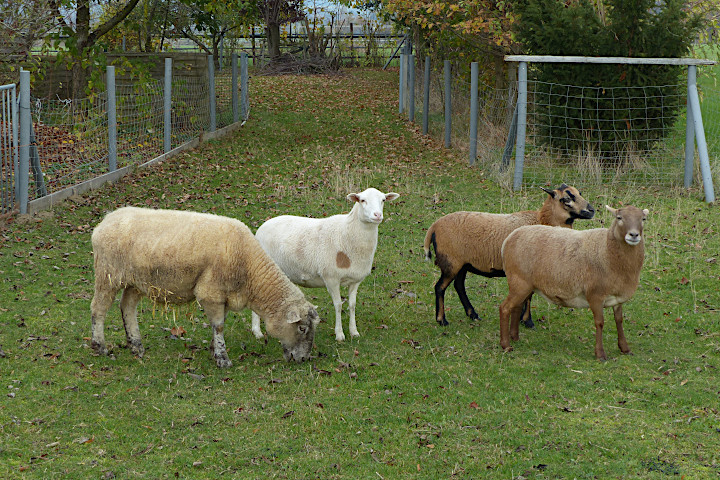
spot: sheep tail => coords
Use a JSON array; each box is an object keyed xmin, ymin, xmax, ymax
[{"xmin": 423, "ymin": 225, "xmax": 435, "ymax": 261}]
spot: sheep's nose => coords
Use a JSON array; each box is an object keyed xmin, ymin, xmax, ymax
[{"xmin": 373, "ymin": 212, "xmax": 383, "ymax": 221}]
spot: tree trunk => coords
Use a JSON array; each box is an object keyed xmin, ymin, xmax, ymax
[{"xmin": 267, "ymin": 22, "xmax": 281, "ymax": 59}]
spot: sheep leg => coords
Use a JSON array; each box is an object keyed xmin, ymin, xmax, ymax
[
  {"xmin": 347, "ymin": 282, "xmax": 361, "ymax": 338},
  {"xmin": 250, "ymin": 311, "xmax": 265, "ymax": 340},
  {"xmin": 589, "ymin": 299, "xmax": 607, "ymax": 361},
  {"xmin": 520, "ymin": 293, "xmax": 534, "ymax": 328},
  {"xmin": 453, "ymin": 267, "xmax": 479, "ymax": 321},
  {"xmin": 120, "ymin": 287, "xmax": 145, "ymax": 357},
  {"xmin": 499, "ymin": 283, "xmax": 533, "ymax": 351},
  {"xmin": 203, "ymin": 302, "xmax": 232, "ymax": 368},
  {"xmin": 498, "ymin": 298, "xmax": 516, "ymax": 352},
  {"xmin": 90, "ymin": 281, "xmax": 119, "ymax": 356},
  {"xmin": 613, "ymin": 304, "xmax": 631, "ymax": 355},
  {"xmin": 434, "ymin": 275, "xmax": 454, "ymax": 326},
  {"xmin": 325, "ymin": 281, "xmax": 345, "ymax": 342}
]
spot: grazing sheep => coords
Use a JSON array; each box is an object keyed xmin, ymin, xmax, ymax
[
  {"xmin": 90, "ymin": 207, "xmax": 320, "ymax": 367},
  {"xmin": 424, "ymin": 184, "xmax": 595, "ymax": 327},
  {"xmin": 251, "ymin": 188, "xmax": 400, "ymax": 342},
  {"xmin": 499, "ymin": 205, "xmax": 648, "ymax": 360}
]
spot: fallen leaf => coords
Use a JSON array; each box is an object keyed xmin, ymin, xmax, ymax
[
  {"xmin": 469, "ymin": 401, "xmax": 479, "ymax": 409},
  {"xmin": 170, "ymin": 326, "xmax": 187, "ymax": 337},
  {"xmin": 680, "ymin": 277, "xmax": 689, "ymax": 285}
]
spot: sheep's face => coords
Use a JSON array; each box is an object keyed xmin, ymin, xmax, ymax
[
  {"xmin": 606, "ymin": 205, "xmax": 649, "ymax": 246},
  {"xmin": 275, "ymin": 304, "xmax": 320, "ymax": 363},
  {"xmin": 347, "ymin": 188, "xmax": 400, "ymax": 225},
  {"xmin": 544, "ymin": 184, "xmax": 595, "ymax": 222}
]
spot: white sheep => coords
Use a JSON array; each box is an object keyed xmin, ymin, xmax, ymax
[
  {"xmin": 251, "ymin": 188, "xmax": 400, "ymax": 342},
  {"xmin": 499, "ymin": 205, "xmax": 649, "ymax": 360},
  {"xmin": 90, "ymin": 207, "xmax": 320, "ymax": 367},
  {"xmin": 424, "ymin": 184, "xmax": 595, "ymax": 327}
]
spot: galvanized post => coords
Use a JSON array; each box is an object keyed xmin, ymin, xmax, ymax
[
  {"xmin": 469, "ymin": 62, "xmax": 478, "ymax": 165},
  {"xmin": 12, "ymin": 83, "xmax": 18, "ymax": 206},
  {"xmin": 18, "ymin": 70, "xmax": 29, "ymax": 214},
  {"xmin": 408, "ymin": 54, "xmax": 415, "ymax": 122},
  {"xmin": 240, "ymin": 52, "xmax": 249, "ymax": 121},
  {"xmin": 164, "ymin": 58, "xmax": 172, "ymax": 153},
  {"xmin": 107, "ymin": 66, "xmax": 117, "ymax": 171},
  {"xmin": 444, "ymin": 60, "xmax": 451, "ymax": 148},
  {"xmin": 684, "ymin": 67, "xmax": 696, "ymax": 188},
  {"xmin": 232, "ymin": 53, "xmax": 239, "ymax": 124},
  {"xmin": 422, "ymin": 56, "xmax": 430, "ymax": 135},
  {"xmin": 513, "ymin": 62, "xmax": 528, "ymax": 191},
  {"xmin": 208, "ymin": 55, "xmax": 216, "ymax": 132},
  {"xmin": 399, "ymin": 53, "xmax": 406, "ymax": 114},
  {"xmin": 686, "ymin": 65, "xmax": 715, "ymax": 203}
]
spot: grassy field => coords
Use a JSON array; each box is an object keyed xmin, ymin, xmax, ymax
[{"xmin": 1, "ymin": 68, "xmax": 719, "ymax": 479}]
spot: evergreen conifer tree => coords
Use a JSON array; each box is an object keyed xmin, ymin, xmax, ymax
[{"xmin": 516, "ymin": 0, "xmax": 703, "ymax": 160}]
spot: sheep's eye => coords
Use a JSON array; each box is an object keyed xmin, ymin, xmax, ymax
[
  {"xmin": 565, "ymin": 191, "xmax": 576, "ymax": 201},
  {"xmin": 298, "ymin": 325, "xmax": 308, "ymax": 334}
]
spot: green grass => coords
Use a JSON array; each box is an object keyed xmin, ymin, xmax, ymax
[{"xmin": 1, "ymin": 68, "xmax": 719, "ymax": 479}]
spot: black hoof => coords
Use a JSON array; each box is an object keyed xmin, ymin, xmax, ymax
[
  {"xmin": 437, "ymin": 319, "xmax": 449, "ymax": 327},
  {"xmin": 523, "ymin": 318, "xmax": 535, "ymax": 329}
]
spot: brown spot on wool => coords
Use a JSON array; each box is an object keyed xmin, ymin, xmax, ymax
[{"xmin": 336, "ymin": 251, "xmax": 351, "ymax": 269}]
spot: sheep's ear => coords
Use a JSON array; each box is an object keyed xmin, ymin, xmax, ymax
[
  {"xmin": 540, "ymin": 186, "xmax": 556, "ymax": 198},
  {"xmin": 605, "ymin": 205, "xmax": 617, "ymax": 215},
  {"xmin": 286, "ymin": 310, "xmax": 301, "ymax": 324},
  {"xmin": 385, "ymin": 192, "xmax": 400, "ymax": 201},
  {"xmin": 347, "ymin": 193, "xmax": 360, "ymax": 203}
]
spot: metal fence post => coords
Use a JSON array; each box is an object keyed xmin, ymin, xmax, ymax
[
  {"xmin": 164, "ymin": 57, "xmax": 172, "ymax": 153},
  {"xmin": 444, "ymin": 60, "xmax": 451, "ymax": 148},
  {"xmin": 107, "ymin": 66, "xmax": 117, "ymax": 171},
  {"xmin": 232, "ymin": 53, "xmax": 239, "ymax": 124},
  {"xmin": 422, "ymin": 56, "xmax": 430, "ymax": 135},
  {"xmin": 469, "ymin": 62, "xmax": 478, "ymax": 165},
  {"xmin": 684, "ymin": 65, "xmax": 696, "ymax": 189},
  {"xmin": 686, "ymin": 65, "xmax": 715, "ymax": 203},
  {"xmin": 513, "ymin": 61, "xmax": 528, "ymax": 191},
  {"xmin": 208, "ymin": 55, "xmax": 216, "ymax": 132},
  {"xmin": 12, "ymin": 84, "xmax": 18, "ymax": 206},
  {"xmin": 399, "ymin": 53, "xmax": 406, "ymax": 114},
  {"xmin": 240, "ymin": 52, "xmax": 249, "ymax": 121},
  {"xmin": 18, "ymin": 70, "xmax": 29, "ymax": 214},
  {"xmin": 408, "ymin": 54, "xmax": 415, "ymax": 122}
]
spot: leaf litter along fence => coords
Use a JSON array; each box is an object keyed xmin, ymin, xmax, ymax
[
  {"xmin": 1, "ymin": 53, "xmax": 249, "ymax": 215},
  {"xmin": 400, "ymin": 54, "xmax": 719, "ymax": 201}
]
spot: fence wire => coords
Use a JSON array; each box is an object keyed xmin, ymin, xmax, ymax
[
  {"xmin": 30, "ymin": 93, "xmax": 110, "ymax": 199},
  {"xmin": 1, "ymin": 84, "xmax": 17, "ymax": 213},
  {"xmin": 173, "ymin": 76, "xmax": 210, "ymax": 147},
  {"xmin": 12, "ymin": 61, "xmax": 247, "ymax": 206},
  {"xmin": 408, "ymin": 59, "xmax": 718, "ymax": 192},
  {"xmin": 116, "ymin": 80, "xmax": 164, "ymax": 168}
]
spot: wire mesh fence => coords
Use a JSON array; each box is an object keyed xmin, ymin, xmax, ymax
[
  {"xmin": 31, "ymin": 94, "xmax": 111, "ymax": 195},
  {"xmin": 4, "ymin": 53, "xmax": 250, "ymax": 213},
  {"xmin": 405, "ymin": 56, "xmax": 719, "ymax": 193},
  {"xmin": 1, "ymin": 83, "xmax": 17, "ymax": 213}
]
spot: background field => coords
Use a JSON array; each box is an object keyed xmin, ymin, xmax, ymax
[{"xmin": 1, "ymin": 69, "xmax": 719, "ymax": 479}]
